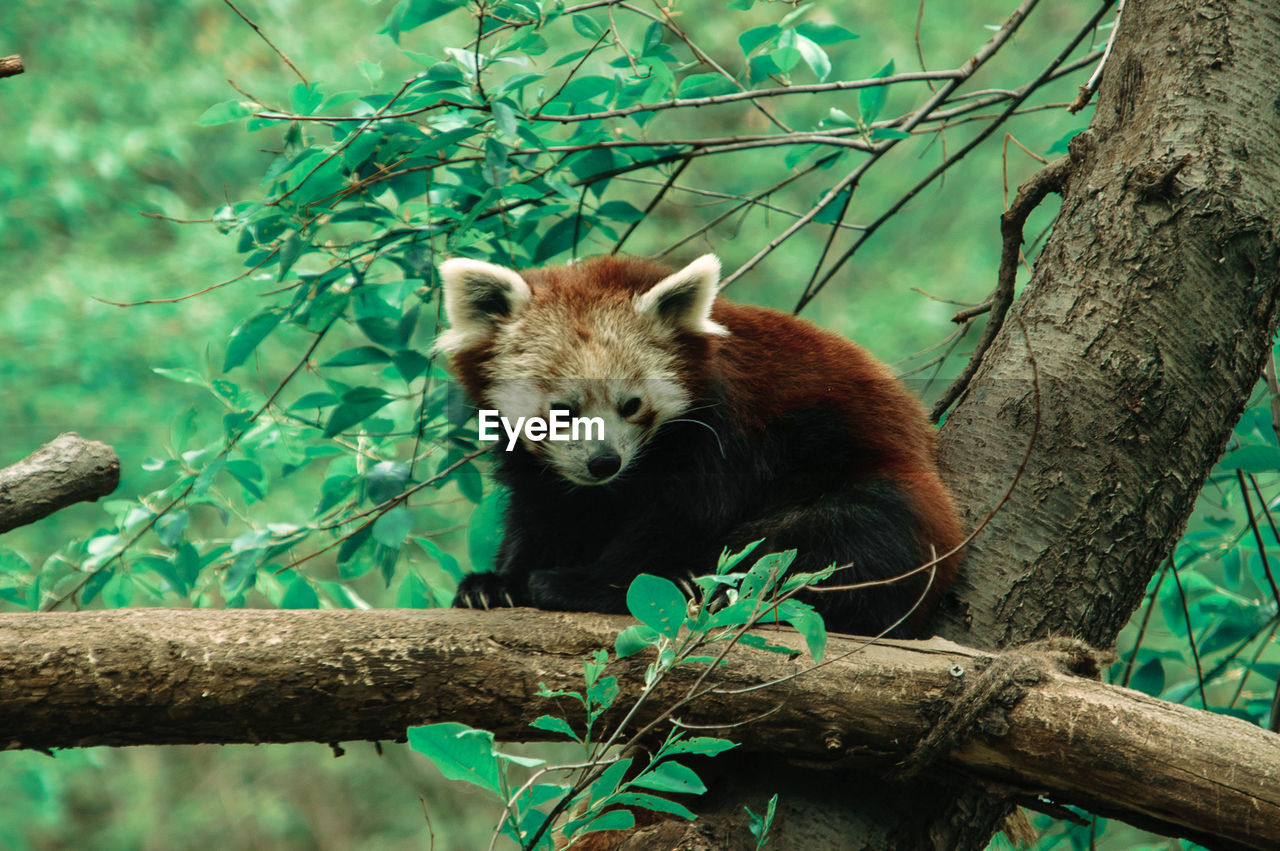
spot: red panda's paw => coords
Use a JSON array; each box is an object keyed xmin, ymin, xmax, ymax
[{"xmin": 453, "ymin": 572, "xmax": 518, "ymax": 610}]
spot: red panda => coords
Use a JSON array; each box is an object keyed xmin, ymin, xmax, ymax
[{"xmin": 436, "ymin": 253, "xmax": 963, "ymax": 637}]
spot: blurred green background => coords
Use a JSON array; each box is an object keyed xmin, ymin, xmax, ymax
[{"xmin": 0, "ymin": 1, "xmax": 1272, "ymax": 848}]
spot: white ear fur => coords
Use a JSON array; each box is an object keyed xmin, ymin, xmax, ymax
[
  {"xmin": 435, "ymin": 258, "xmax": 532, "ymax": 354},
  {"xmin": 633, "ymin": 254, "xmax": 729, "ymax": 336}
]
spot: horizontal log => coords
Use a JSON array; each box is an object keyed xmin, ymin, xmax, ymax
[{"xmin": 0, "ymin": 608, "xmax": 1275, "ymax": 849}]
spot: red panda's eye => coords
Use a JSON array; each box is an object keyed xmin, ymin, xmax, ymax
[
  {"xmin": 618, "ymin": 397, "xmax": 641, "ymax": 418},
  {"xmin": 552, "ymin": 401, "xmax": 577, "ymax": 418}
]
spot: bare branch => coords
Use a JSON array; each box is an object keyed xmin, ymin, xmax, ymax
[
  {"xmin": 221, "ymin": 0, "xmax": 309, "ymax": 85},
  {"xmin": 930, "ymin": 156, "xmax": 1071, "ymax": 420}
]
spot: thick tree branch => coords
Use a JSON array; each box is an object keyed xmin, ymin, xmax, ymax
[
  {"xmin": 0, "ymin": 55, "xmax": 22, "ymax": 79},
  {"xmin": 0, "ymin": 434, "xmax": 120, "ymax": 533},
  {"xmin": 1, "ymin": 609, "xmax": 1276, "ymax": 849}
]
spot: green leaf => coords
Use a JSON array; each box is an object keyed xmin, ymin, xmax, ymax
[
  {"xmin": 631, "ymin": 761, "xmax": 706, "ymax": 795},
  {"xmin": 407, "ymin": 723, "xmax": 503, "ymax": 796},
  {"xmin": 80, "ymin": 567, "xmax": 115, "ymax": 606},
  {"xmin": 290, "ymin": 394, "xmax": 340, "ymax": 415},
  {"xmin": 372, "ymin": 505, "xmax": 413, "ymax": 548},
  {"xmin": 1201, "ymin": 619, "xmax": 1259, "ymax": 655},
  {"xmin": 588, "ymin": 758, "xmax": 633, "ymax": 805},
  {"xmin": 155, "ymin": 511, "xmax": 189, "ymax": 548},
  {"xmin": 323, "ymin": 346, "xmax": 392, "ymax": 367},
  {"xmin": 1129, "ymin": 657, "xmax": 1165, "ymax": 696},
  {"xmin": 782, "ymin": 30, "xmax": 830, "ymax": 82},
  {"xmin": 224, "ymin": 309, "xmax": 282, "ymax": 372},
  {"xmin": 198, "ymin": 99, "xmax": 254, "ymax": 126},
  {"xmin": 572, "ymin": 14, "xmax": 606, "ymax": 40},
  {"xmin": 626, "ymin": 574, "xmax": 687, "ymax": 638},
  {"xmin": 580, "ymin": 810, "xmax": 634, "ymax": 835},
  {"xmin": 102, "ymin": 571, "xmax": 135, "ymax": 608},
  {"xmin": 596, "ymin": 200, "xmax": 645, "ymax": 222},
  {"xmin": 778, "ymin": 599, "xmax": 827, "ymax": 661},
  {"xmin": 768, "ymin": 46, "xmax": 801, "ymax": 74},
  {"xmin": 1220, "ymin": 444, "xmax": 1280, "ymax": 473},
  {"xmin": 796, "ymin": 22, "xmax": 859, "ymax": 44},
  {"xmin": 660, "ymin": 736, "xmax": 737, "ymax": 758},
  {"xmin": 324, "ymin": 391, "xmax": 393, "ymax": 437},
  {"xmin": 615, "ymin": 624, "xmax": 661, "ymax": 658},
  {"xmin": 534, "ymin": 215, "xmax": 590, "ymax": 264},
  {"xmin": 153, "ymin": 367, "xmax": 207, "ymax": 387},
  {"xmin": 367, "ymin": 460, "xmax": 411, "ymax": 504},
  {"xmin": 859, "ymin": 60, "xmax": 895, "ymax": 125},
  {"xmin": 397, "ymin": 572, "xmax": 434, "ymax": 608},
  {"xmin": 281, "ymin": 578, "xmax": 320, "ymax": 609},
  {"xmin": 358, "ymin": 59, "xmax": 383, "ymax": 85},
  {"xmin": 530, "ymin": 715, "xmax": 580, "ymax": 742},
  {"xmin": 678, "ymin": 73, "xmax": 737, "ymax": 98},
  {"xmin": 0, "ymin": 547, "xmax": 33, "ymax": 576},
  {"xmin": 718, "ymin": 539, "xmax": 763, "ymax": 574},
  {"xmin": 607, "ymin": 792, "xmax": 696, "ymax": 820},
  {"xmin": 745, "ymin": 793, "xmax": 778, "ymax": 847},
  {"xmin": 738, "ymin": 25, "xmax": 779, "ymax": 56},
  {"xmin": 1047, "ymin": 127, "xmax": 1086, "ymax": 156},
  {"xmin": 871, "ymin": 128, "xmax": 912, "ymax": 140}
]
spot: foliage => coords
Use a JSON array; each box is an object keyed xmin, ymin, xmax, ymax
[{"xmin": 407, "ymin": 543, "xmax": 829, "ymax": 849}]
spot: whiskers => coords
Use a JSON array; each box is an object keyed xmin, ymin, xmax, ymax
[{"xmin": 664, "ymin": 417, "xmax": 726, "ymax": 458}]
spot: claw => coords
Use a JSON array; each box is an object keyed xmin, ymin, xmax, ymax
[
  {"xmin": 479, "ymin": 591, "xmax": 491, "ymax": 611},
  {"xmin": 503, "ymin": 592, "xmax": 515, "ymax": 608}
]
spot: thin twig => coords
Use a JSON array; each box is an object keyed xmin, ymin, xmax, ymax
[
  {"xmin": 222, "ymin": 0, "xmax": 308, "ymax": 85},
  {"xmin": 93, "ymin": 246, "xmax": 282, "ymax": 306},
  {"xmin": 795, "ymin": 2, "xmax": 1115, "ymax": 313},
  {"xmin": 929, "ymin": 154, "xmax": 1073, "ymax": 421},
  {"xmin": 1120, "ymin": 563, "xmax": 1167, "ymax": 688},
  {"xmin": 1239, "ymin": 470, "xmax": 1280, "ymax": 608},
  {"xmin": 1169, "ymin": 559, "xmax": 1209, "ymax": 709},
  {"xmin": 727, "ymin": 0, "xmax": 1047, "ymax": 292},
  {"xmin": 612, "ymin": 159, "xmax": 690, "ymax": 254},
  {"xmin": 1070, "ymin": 0, "xmax": 1122, "ymax": 112}
]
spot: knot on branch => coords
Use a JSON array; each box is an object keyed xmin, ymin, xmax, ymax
[{"xmin": 898, "ymin": 637, "xmax": 1109, "ymax": 779}]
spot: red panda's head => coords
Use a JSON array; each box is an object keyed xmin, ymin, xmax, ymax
[{"xmin": 435, "ymin": 254, "xmax": 728, "ymax": 486}]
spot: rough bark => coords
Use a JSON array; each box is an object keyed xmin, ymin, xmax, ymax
[
  {"xmin": 908, "ymin": 0, "xmax": 1280, "ymax": 846},
  {"xmin": 2, "ymin": 609, "xmax": 1276, "ymax": 849},
  {"xmin": 935, "ymin": 0, "xmax": 1280, "ymax": 652},
  {"xmin": 0, "ymin": 433, "xmax": 121, "ymax": 533},
  {"xmin": 0, "ymin": 55, "xmax": 22, "ymax": 79},
  {"xmin": 692, "ymin": 0, "xmax": 1280, "ymax": 846}
]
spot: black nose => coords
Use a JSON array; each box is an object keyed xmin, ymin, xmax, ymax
[{"xmin": 587, "ymin": 449, "xmax": 622, "ymax": 480}]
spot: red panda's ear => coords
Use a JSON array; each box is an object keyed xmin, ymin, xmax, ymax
[
  {"xmin": 435, "ymin": 258, "xmax": 532, "ymax": 353},
  {"xmin": 634, "ymin": 254, "xmax": 729, "ymax": 337}
]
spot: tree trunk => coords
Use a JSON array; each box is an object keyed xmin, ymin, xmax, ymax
[
  {"xmin": 2, "ymin": 609, "xmax": 1276, "ymax": 849},
  {"xmin": 691, "ymin": 0, "xmax": 1280, "ymax": 846}
]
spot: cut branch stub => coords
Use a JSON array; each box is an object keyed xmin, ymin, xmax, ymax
[{"xmin": 0, "ymin": 433, "xmax": 121, "ymax": 533}]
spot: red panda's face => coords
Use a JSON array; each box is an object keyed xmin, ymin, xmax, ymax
[{"xmin": 436, "ymin": 255, "xmax": 727, "ymax": 485}]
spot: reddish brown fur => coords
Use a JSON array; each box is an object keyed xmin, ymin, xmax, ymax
[{"xmin": 449, "ymin": 255, "xmax": 964, "ymax": 629}]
